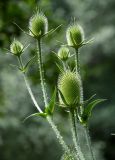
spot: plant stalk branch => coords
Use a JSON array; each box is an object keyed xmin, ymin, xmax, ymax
[
  {"xmin": 47, "ymin": 116, "xmax": 70, "ymax": 153},
  {"xmin": 70, "ymin": 110, "xmax": 85, "ymax": 160},
  {"xmin": 84, "ymin": 126, "xmax": 95, "ymax": 160},
  {"xmin": 37, "ymin": 39, "xmax": 48, "ymax": 107},
  {"xmin": 17, "ymin": 56, "xmax": 43, "ymax": 113},
  {"xmin": 74, "ymin": 48, "xmax": 95, "ymax": 160},
  {"xmin": 75, "ymin": 49, "xmax": 80, "ymax": 74},
  {"xmin": 21, "ymin": 70, "xmax": 70, "ymax": 153},
  {"xmin": 36, "ymin": 39, "xmax": 70, "ymax": 154},
  {"xmin": 23, "ymin": 74, "xmax": 43, "ymax": 113}
]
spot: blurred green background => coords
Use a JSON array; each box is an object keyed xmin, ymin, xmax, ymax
[{"xmin": 0, "ymin": 0, "xmax": 115, "ymax": 160}]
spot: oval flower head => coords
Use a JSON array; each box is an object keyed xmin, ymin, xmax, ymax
[
  {"xmin": 58, "ymin": 46, "xmax": 70, "ymax": 61},
  {"xmin": 58, "ymin": 71, "xmax": 81, "ymax": 108},
  {"xmin": 10, "ymin": 39, "xmax": 23, "ymax": 56},
  {"xmin": 66, "ymin": 23, "xmax": 85, "ymax": 49},
  {"xmin": 29, "ymin": 11, "xmax": 48, "ymax": 39}
]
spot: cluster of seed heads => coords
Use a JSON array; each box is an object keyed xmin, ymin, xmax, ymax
[
  {"xmin": 10, "ymin": 10, "xmax": 85, "ymax": 109},
  {"xmin": 8, "ymin": 9, "xmax": 104, "ymax": 160}
]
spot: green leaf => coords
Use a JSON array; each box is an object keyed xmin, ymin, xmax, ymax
[
  {"xmin": 82, "ymin": 99, "xmax": 106, "ymax": 124},
  {"xmin": 72, "ymin": 96, "xmax": 79, "ymax": 105},
  {"xmin": 45, "ymin": 88, "xmax": 56, "ymax": 115},
  {"xmin": 45, "ymin": 24, "xmax": 62, "ymax": 36},
  {"xmin": 55, "ymin": 62, "xmax": 64, "ymax": 73},
  {"xmin": 10, "ymin": 64, "xmax": 25, "ymax": 72},
  {"xmin": 24, "ymin": 55, "xmax": 36, "ymax": 72},
  {"xmin": 23, "ymin": 112, "xmax": 47, "ymax": 122},
  {"xmin": 70, "ymin": 31, "xmax": 77, "ymax": 46},
  {"xmin": 82, "ymin": 38, "xmax": 94, "ymax": 46},
  {"xmin": 10, "ymin": 64, "xmax": 20, "ymax": 69},
  {"xmin": 52, "ymin": 51, "xmax": 62, "ymax": 62},
  {"xmin": 58, "ymin": 89, "xmax": 69, "ymax": 107},
  {"xmin": 83, "ymin": 94, "xmax": 96, "ymax": 106}
]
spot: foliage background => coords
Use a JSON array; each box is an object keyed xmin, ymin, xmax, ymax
[{"xmin": 0, "ymin": 0, "xmax": 115, "ymax": 159}]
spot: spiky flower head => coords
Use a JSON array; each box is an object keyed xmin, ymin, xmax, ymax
[
  {"xmin": 58, "ymin": 46, "xmax": 70, "ymax": 61},
  {"xmin": 29, "ymin": 11, "xmax": 48, "ymax": 39},
  {"xmin": 10, "ymin": 39, "xmax": 23, "ymax": 56},
  {"xmin": 66, "ymin": 23, "xmax": 84, "ymax": 49},
  {"xmin": 58, "ymin": 71, "xmax": 81, "ymax": 108}
]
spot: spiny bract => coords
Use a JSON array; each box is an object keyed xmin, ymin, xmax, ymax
[
  {"xmin": 58, "ymin": 46, "xmax": 70, "ymax": 61},
  {"xmin": 10, "ymin": 40, "xmax": 23, "ymax": 56},
  {"xmin": 58, "ymin": 71, "xmax": 81, "ymax": 107},
  {"xmin": 29, "ymin": 11, "xmax": 48, "ymax": 38},
  {"xmin": 66, "ymin": 23, "xmax": 84, "ymax": 48}
]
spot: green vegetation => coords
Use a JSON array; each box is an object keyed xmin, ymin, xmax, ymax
[{"xmin": 0, "ymin": 0, "xmax": 115, "ymax": 160}]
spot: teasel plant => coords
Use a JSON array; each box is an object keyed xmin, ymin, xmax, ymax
[
  {"xmin": 57, "ymin": 19, "xmax": 106, "ymax": 160},
  {"xmin": 7, "ymin": 9, "xmax": 106, "ymax": 160}
]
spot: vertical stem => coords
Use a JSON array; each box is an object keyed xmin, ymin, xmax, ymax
[
  {"xmin": 47, "ymin": 116, "xmax": 70, "ymax": 153},
  {"xmin": 75, "ymin": 49, "xmax": 80, "ymax": 74},
  {"xmin": 75, "ymin": 49, "xmax": 83, "ymax": 113},
  {"xmin": 37, "ymin": 39, "xmax": 48, "ymax": 106},
  {"xmin": 74, "ymin": 48, "xmax": 95, "ymax": 160},
  {"xmin": 18, "ymin": 56, "xmax": 23, "ymax": 69},
  {"xmin": 62, "ymin": 61, "xmax": 66, "ymax": 71},
  {"xmin": 75, "ymin": 49, "xmax": 83, "ymax": 103},
  {"xmin": 74, "ymin": 49, "xmax": 83, "ymax": 157},
  {"xmin": 70, "ymin": 110, "xmax": 85, "ymax": 160},
  {"xmin": 36, "ymin": 39, "xmax": 70, "ymax": 155},
  {"xmin": 84, "ymin": 126, "xmax": 95, "ymax": 160},
  {"xmin": 18, "ymin": 61, "xmax": 70, "ymax": 154},
  {"xmin": 73, "ymin": 110, "xmax": 80, "ymax": 146}
]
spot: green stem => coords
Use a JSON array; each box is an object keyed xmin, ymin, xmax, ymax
[
  {"xmin": 19, "ymin": 67, "xmax": 70, "ymax": 153},
  {"xmin": 23, "ymin": 74, "xmax": 43, "ymax": 113},
  {"xmin": 62, "ymin": 61, "xmax": 66, "ymax": 71},
  {"xmin": 17, "ymin": 56, "xmax": 43, "ymax": 113},
  {"xmin": 74, "ymin": 49, "xmax": 84, "ymax": 159},
  {"xmin": 23, "ymin": 75, "xmax": 69, "ymax": 153},
  {"xmin": 73, "ymin": 110, "xmax": 80, "ymax": 146},
  {"xmin": 17, "ymin": 47, "xmax": 71, "ymax": 156},
  {"xmin": 47, "ymin": 116, "xmax": 70, "ymax": 153},
  {"xmin": 84, "ymin": 126, "xmax": 95, "ymax": 160},
  {"xmin": 75, "ymin": 49, "xmax": 80, "ymax": 74},
  {"xmin": 75, "ymin": 49, "xmax": 83, "ymax": 113},
  {"xmin": 18, "ymin": 56, "xmax": 23, "ymax": 69},
  {"xmin": 70, "ymin": 110, "xmax": 85, "ymax": 160},
  {"xmin": 74, "ymin": 48, "xmax": 95, "ymax": 160},
  {"xmin": 36, "ymin": 39, "xmax": 70, "ymax": 154},
  {"xmin": 37, "ymin": 39, "xmax": 48, "ymax": 106}
]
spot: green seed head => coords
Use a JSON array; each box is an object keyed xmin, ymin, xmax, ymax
[
  {"xmin": 10, "ymin": 40, "xmax": 23, "ymax": 56},
  {"xmin": 66, "ymin": 23, "xmax": 84, "ymax": 48},
  {"xmin": 58, "ymin": 46, "xmax": 70, "ymax": 61},
  {"xmin": 29, "ymin": 11, "xmax": 48, "ymax": 39},
  {"xmin": 58, "ymin": 71, "xmax": 81, "ymax": 107}
]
